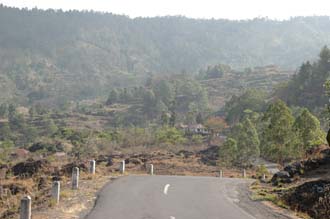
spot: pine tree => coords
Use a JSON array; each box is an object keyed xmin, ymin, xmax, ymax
[
  {"xmin": 219, "ymin": 138, "xmax": 237, "ymax": 166},
  {"xmin": 231, "ymin": 118, "xmax": 260, "ymax": 166},
  {"xmin": 260, "ymin": 99, "xmax": 297, "ymax": 163},
  {"xmin": 293, "ymin": 109, "xmax": 325, "ymax": 151},
  {"xmin": 106, "ymin": 89, "xmax": 119, "ymax": 105}
]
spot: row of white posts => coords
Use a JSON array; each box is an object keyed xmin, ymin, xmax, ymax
[
  {"xmin": 20, "ymin": 161, "xmax": 262, "ymax": 219},
  {"xmin": 19, "ymin": 160, "xmax": 153, "ymax": 219}
]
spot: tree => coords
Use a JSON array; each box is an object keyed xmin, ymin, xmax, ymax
[
  {"xmin": 224, "ymin": 89, "xmax": 266, "ymax": 124},
  {"xmin": 196, "ymin": 112, "xmax": 203, "ymax": 124},
  {"xmin": 230, "ymin": 118, "xmax": 260, "ymax": 166},
  {"xmin": 0, "ymin": 122, "xmax": 11, "ymax": 140},
  {"xmin": 277, "ymin": 46, "xmax": 330, "ymax": 109},
  {"xmin": 106, "ymin": 89, "xmax": 119, "ymax": 105},
  {"xmin": 169, "ymin": 111, "xmax": 176, "ymax": 127},
  {"xmin": 154, "ymin": 80, "xmax": 175, "ymax": 106},
  {"xmin": 155, "ymin": 100, "xmax": 168, "ymax": 116},
  {"xmin": 44, "ymin": 118, "xmax": 58, "ymax": 136},
  {"xmin": 293, "ymin": 109, "xmax": 325, "ymax": 152},
  {"xmin": 0, "ymin": 103, "xmax": 8, "ymax": 118},
  {"xmin": 120, "ymin": 88, "xmax": 133, "ymax": 103},
  {"xmin": 8, "ymin": 104, "xmax": 16, "ymax": 121},
  {"xmin": 260, "ymin": 99, "xmax": 297, "ymax": 163},
  {"xmin": 219, "ymin": 138, "xmax": 237, "ymax": 166},
  {"xmin": 142, "ymin": 89, "xmax": 156, "ymax": 117},
  {"xmin": 155, "ymin": 127, "xmax": 186, "ymax": 145},
  {"xmin": 160, "ymin": 112, "xmax": 170, "ymax": 126},
  {"xmin": 206, "ymin": 64, "xmax": 230, "ymax": 78}
]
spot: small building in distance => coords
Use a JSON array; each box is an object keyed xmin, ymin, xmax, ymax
[{"xmin": 178, "ymin": 123, "xmax": 209, "ymax": 135}]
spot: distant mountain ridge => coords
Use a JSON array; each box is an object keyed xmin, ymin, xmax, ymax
[{"xmin": 0, "ymin": 5, "xmax": 330, "ymax": 105}]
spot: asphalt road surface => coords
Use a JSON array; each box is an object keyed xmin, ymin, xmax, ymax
[{"xmin": 86, "ymin": 175, "xmax": 288, "ymax": 219}]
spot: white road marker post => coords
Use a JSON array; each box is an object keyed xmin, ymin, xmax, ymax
[
  {"xmin": 20, "ymin": 196, "xmax": 31, "ymax": 219},
  {"xmin": 120, "ymin": 160, "xmax": 125, "ymax": 174},
  {"xmin": 242, "ymin": 169, "xmax": 246, "ymax": 178},
  {"xmin": 90, "ymin": 160, "xmax": 96, "ymax": 175},
  {"xmin": 149, "ymin": 164, "xmax": 154, "ymax": 175},
  {"xmin": 219, "ymin": 170, "xmax": 223, "ymax": 178},
  {"xmin": 52, "ymin": 181, "xmax": 60, "ymax": 204},
  {"xmin": 262, "ymin": 173, "xmax": 266, "ymax": 181},
  {"xmin": 72, "ymin": 167, "xmax": 79, "ymax": 190}
]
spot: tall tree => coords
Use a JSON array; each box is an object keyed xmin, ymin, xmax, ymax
[
  {"xmin": 293, "ymin": 109, "xmax": 325, "ymax": 152},
  {"xmin": 224, "ymin": 89, "xmax": 266, "ymax": 124},
  {"xmin": 230, "ymin": 118, "xmax": 260, "ymax": 166},
  {"xmin": 106, "ymin": 89, "xmax": 119, "ymax": 105},
  {"xmin": 219, "ymin": 138, "xmax": 237, "ymax": 166},
  {"xmin": 260, "ymin": 99, "xmax": 297, "ymax": 163}
]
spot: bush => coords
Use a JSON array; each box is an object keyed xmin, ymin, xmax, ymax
[
  {"xmin": 191, "ymin": 135, "xmax": 204, "ymax": 144},
  {"xmin": 155, "ymin": 127, "xmax": 187, "ymax": 145}
]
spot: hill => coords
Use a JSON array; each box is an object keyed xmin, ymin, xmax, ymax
[{"xmin": 1, "ymin": 5, "xmax": 330, "ymax": 105}]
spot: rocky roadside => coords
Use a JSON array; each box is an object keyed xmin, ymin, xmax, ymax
[
  {"xmin": 250, "ymin": 145, "xmax": 330, "ymax": 219},
  {"xmin": 33, "ymin": 174, "xmax": 114, "ymax": 219}
]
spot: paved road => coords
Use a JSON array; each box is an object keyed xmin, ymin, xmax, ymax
[{"xmin": 86, "ymin": 175, "xmax": 284, "ymax": 219}]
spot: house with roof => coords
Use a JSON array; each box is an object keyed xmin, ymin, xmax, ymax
[{"xmin": 178, "ymin": 123, "xmax": 209, "ymax": 135}]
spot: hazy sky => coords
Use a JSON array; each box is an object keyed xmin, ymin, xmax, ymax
[{"xmin": 1, "ymin": 0, "xmax": 330, "ymax": 20}]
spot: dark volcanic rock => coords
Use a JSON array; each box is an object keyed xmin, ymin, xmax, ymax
[
  {"xmin": 284, "ymin": 180, "xmax": 330, "ymax": 219},
  {"xmin": 198, "ymin": 146, "xmax": 219, "ymax": 166},
  {"xmin": 271, "ymin": 171, "xmax": 292, "ymax": 185},
  {"xmin": 176, "ymin": 150, "xmax": 194, "ymax": 158},
  {"xmin": 11, "ymin": 159, "xmax": 49, "ymax": 177},
  {"xmin": 284, "ymin": 161, "xmax": 304, "ymax": 177}
]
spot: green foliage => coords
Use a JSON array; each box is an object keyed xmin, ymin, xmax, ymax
[
  {"xmin": 46, "ymin": 119, "xmax": 58, "ymax": 136},
  {"xmin": 219, "ymin": 138, "xmax": 237, "ymax": 166},
  {"xmin": 0, "ymin": 103, "xmax": 8, "ymax": 117},
  {"xmin": 0, "ymin": 140, "xmax": 14, "ymax": 150},
  {"xmin": 155, "ymin": 127, "xmax": 187, "ymax": 145},
  {"xmin": 28, "ymin": 142, "xmax": 62, "ymax": 153},
  {"xmin": 9, "ymin": 113, "xmax": 26, "ymax": 131},
  {"xmin": 160, "ymin": 112, "xmax": 170, "ymax": 126},
  {"xmin": 224, "ymin": 89, "xmax": 267, "ymax": 124},
  {"xmin": 230, "ymin": 118, "xmax": 260, "ymax": 166},
  {"xmin": 293, "ymin": 109, "xmax": 326, "ymax": 150},
  {"xmin": 54, "ymin": 128, "xmax": 88, "ymax": 146},
  {"xmin": 277, "ymin": 46, "xmax": 330, "ymax": 109},
  {"xmin": 256, "ymin": 165, "xmax": 269, "ymax": 178},
  {"xmin": 191, "ymin": 135, "xmax": 204, "ymax": 144},
  {"xmin": 106, "ymin": 89, "xmax": 119, "ymax": 105},
  {"xmin": 196, "ymin": 113, "xmax": 203, "ymax": 124},
  {"xmin": 199, "ymin": 64, "xmax": 231, "ymax": 79},
  {"xmin": 1, "ymin": 6, "xmax": 330, "ymax": 106},
  {"xmin": 260, "ymin": 99, "xmax": 298, "ymax": 163},
  {"xmin": 0, "ymin": 122, "xmax": 11, "ymax": 140}
]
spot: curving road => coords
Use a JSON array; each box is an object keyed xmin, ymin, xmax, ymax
[{"xmin": 86, "ymin": 175, "xmax": 290, "ymax": 219}]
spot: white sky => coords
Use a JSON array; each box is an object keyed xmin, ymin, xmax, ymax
[{"xmin": 1, "ymin": 0, "xmax": 330, "ymax": 20}]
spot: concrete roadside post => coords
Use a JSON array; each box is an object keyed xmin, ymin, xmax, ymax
[
  {"xmin": 242, "ymin": 169, "xmax": 246, "ymax": 178},
  {"xmin": 149, "ymin": 164, "xmax": 154, "ymax": 175},
  {"xmin": 20, "ymin": 196, "xmax": 31, "ymax": 219},
  {"xmin": 219, "ymin": 170, "xmax": 223, "ymax": 178},
  {"xmin": 120, "ymin": 160, "xmax": 125, "ymax": 174},
  {"xmin": 90, "ymin": 160, "xmax": 96, "ymax": 175},
  {"xmin": 72, "ymin": 167, "xmax": 79, "ymax": 190},
  {"xmin": 52, "ymin": 181, "xmax": 60, "ymax": 204}
]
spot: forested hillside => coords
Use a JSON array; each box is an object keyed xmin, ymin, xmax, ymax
[{"xmin": 1, "ymin": 5, "xmax": 330, "ymax": 105}]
